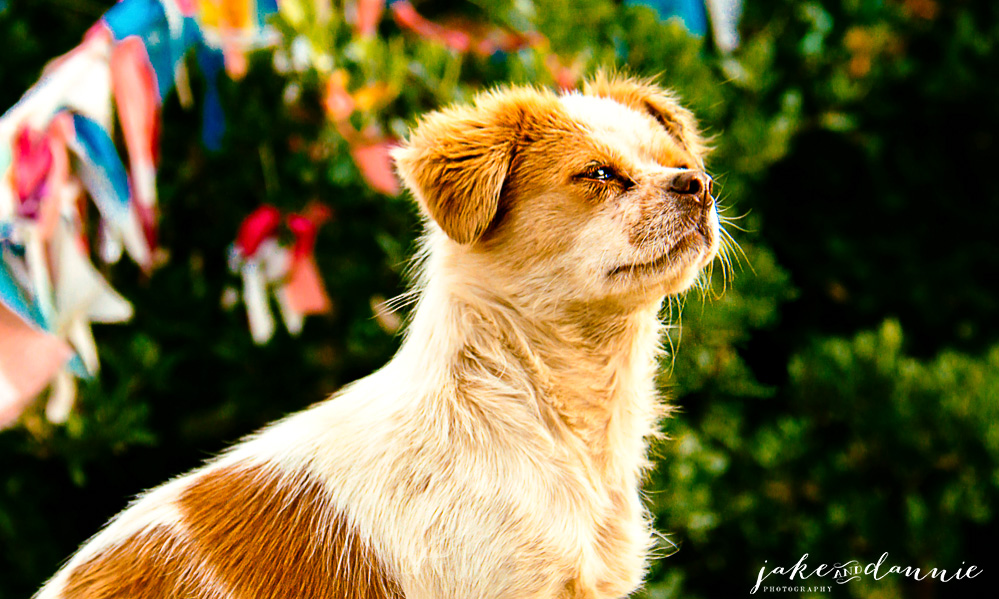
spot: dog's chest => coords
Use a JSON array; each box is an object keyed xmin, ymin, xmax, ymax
[
  {"xmin": 469, "ymin": 377, "xmax": 657, "ymax": 595},
  {"xmin": 543, "ymin": 467, "xmax": 651, "ymax": 598},
  {"xmin": 445, "ymin": 450, "xmax": 650, "ymax": 598}
]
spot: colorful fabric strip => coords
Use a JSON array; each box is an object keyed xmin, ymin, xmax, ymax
[
  {"xmin": 104, "ymin": 0, "xmax": 202, "ymax": 99},
  {"xmin": 0, "ymin": 258, "xmax": 47, "ymax": 331}
]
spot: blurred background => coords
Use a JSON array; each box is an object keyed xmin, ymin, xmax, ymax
[{"xmin": 1, "ymin": 1, "xmax": 997, "ymax": 597}]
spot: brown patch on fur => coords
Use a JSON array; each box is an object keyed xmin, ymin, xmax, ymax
[
  {"xmin": 178, "ymin": 464, "xmax": 402, "ymax": 599},
  {"xmin": 61, "ymin": 527, "xmax": 200, "ymax": 599},
  {"xmin": 474, "ymin": 128, "xmax": 621, "ymax": 272},
  {"xmin": 394, "ymin": 87, "xmax": 585, "ymax": 245},
  {"xmin": 583, "ymin": 72, "xmax": 708, "ymax": 166}
]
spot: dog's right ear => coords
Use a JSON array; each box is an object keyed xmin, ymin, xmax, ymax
[{"xmin": 392, "ymin": 97, "xmax": 518, "ymax": 245}]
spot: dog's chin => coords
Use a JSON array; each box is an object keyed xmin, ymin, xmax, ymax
[
  {"xmin": 608, "ymin": 227, "xmax": 717, "ymax": 294},
  {"xmin": 608, "ymin": 230, "xmax": 706, "ymax": 277},
  {"xmin": 596, "ymin": 238, "xmax": 717, "ymax": 309}
]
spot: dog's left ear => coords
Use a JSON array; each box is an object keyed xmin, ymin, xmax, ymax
[
  {"xmin": 583, "ymin": 73, "xmax": 709, "ymax": 166},
  {"xmin": 393, "ymin": 94, "xmax": 526, "ymax": 244}
]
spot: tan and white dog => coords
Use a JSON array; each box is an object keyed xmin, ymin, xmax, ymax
[{"xmin": 35, "ymin": 74, "xmax": 719, "ymax": 599}]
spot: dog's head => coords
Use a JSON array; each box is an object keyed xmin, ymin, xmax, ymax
[{"xmin": 393, "ymin": 74, "xmax": 719, "ymax": 312}]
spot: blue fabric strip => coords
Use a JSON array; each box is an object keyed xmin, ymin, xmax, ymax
[
  {"xmin": 69, "ymin": 113, "xmax": 133, "ymax": 225},
  {"xmin": 257, "ymin": 0, "xmax": 280, "ymax": 28},
  {"xmin": 626, "ymin": 0, "xmax": 708, "ymax": 36},
  {"xmin": 0, "ymin": 257, "xmax": 47, "ymax": 330},
  {"xmin": 66, "ymin": 354, "xmax": 91, "ymax": 378},
  {"xmin": 103, "ymin": 0, "xmax": 163, "ymax": 39},
  {"xmin": 196, "ymin": 43, "xmax": 227, "ymax": 151}
]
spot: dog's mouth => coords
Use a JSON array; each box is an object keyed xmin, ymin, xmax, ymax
[{"xmin": 609, "ymin": 228, "xmax": 707, "ymax": 277}]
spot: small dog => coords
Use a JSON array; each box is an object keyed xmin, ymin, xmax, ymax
[{"xmin": 36, "ymin": 73, "xmax": 718, "ymax": 599}]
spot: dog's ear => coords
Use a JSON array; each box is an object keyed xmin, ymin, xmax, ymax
[
  {"xmin": 583, "ymin": 72, "xmax": 709, "ymax": 166},
  {"xmin": 392, "ymin": 95, "xmax": 523, "ymax": 244}
]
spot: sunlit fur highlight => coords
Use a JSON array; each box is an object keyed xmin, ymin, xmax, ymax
[{"xmin": 35, "ymin": 75, "xmax": 721, "ymax": 599}]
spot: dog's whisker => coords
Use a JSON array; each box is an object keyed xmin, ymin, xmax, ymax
[{"xmin": 719, "ymin": 227, "xmax": 752, "ymax": 276}]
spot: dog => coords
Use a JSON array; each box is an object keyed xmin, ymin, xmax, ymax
[{"xmin": 35, "ymin": 73, "xmax": 719, "ymax": 599}]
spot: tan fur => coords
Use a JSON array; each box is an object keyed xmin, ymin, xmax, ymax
[
  {"xmin": 36, "ymin": 75, "xmax": 720, "ymax": 599},
  {"xmin": 178, "ymin": 465, "xmax": 402, "ymax": 599},
  {"xmin": 60, "ymin": 527, "xmax": 199, "ymax": 599}
]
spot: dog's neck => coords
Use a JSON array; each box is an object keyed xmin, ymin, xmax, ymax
[{"xmin": 395, "ymin": 235, "xmax": 667, "ymax": 480}]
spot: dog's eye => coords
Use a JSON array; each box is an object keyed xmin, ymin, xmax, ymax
[
  {"xmin": 575, "ymin": 165, "xmax": 633, "ymax": 191},
  {"xmin": 590, "ymin": 167, "xmax": 615, "ymax": 181},
  {"xmin": 582, "ymin": 166, "xmax": 620, "ymax": 182}
]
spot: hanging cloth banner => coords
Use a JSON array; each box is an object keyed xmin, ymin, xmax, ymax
[
  {"xmin": 111, "ymin": 36, "xmax": 162, "ymax": 252},
  {"xmin": 104, "ymin": 0, "xmax": 200, "ymax": 98},
  {"xmin": 0, "ymin": 257, "xmax": 74, "ymax": 427},
  {"xmin": 278, "ymin": 203, "xmax": 332, "ymax": 331},
  {"xmin": 0, "ymin": 0, "xmax": 282, "ymax": 427},
  {"xmin": 321, "ymin": 70, "xmax": 401, "ymax": 196},
  {"xmin": 197, "ymin": 0, "xmax": 282, "ymax": 77},
  {"xmin": 0, "ymin": 302, "xmax": 74, "ymax": 429},
  {"xmin": 229, "ymin": 203, "xmax": 333, "ymax": 344},
  {"xmin": 232, "ymin": 204, "xmax": 284, "ymax": 344},
  {"xmin": 66, "ymin": 112, "xmax": 152, "ymax": 270}
]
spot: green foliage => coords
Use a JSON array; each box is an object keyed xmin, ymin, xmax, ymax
[
  {"xmin": 646, "ymin": 321, "xmax": 999, "ymax": 598},
  {"xmin": 1, "ymin": 1, "xmax": 996, "ymax": 598},
  {"xmin": 745, "ymin": 0, "xmax": 999, "ymax": 356}
]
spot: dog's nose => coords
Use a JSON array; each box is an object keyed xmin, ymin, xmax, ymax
[{"xmin": 667, "ymin": 170, "xmax": 712, "ymax": 204}]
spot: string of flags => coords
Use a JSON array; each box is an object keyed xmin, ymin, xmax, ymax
[{"xmin": 0, "ymin": 0, "xmax": 282, "ymax": 428}]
